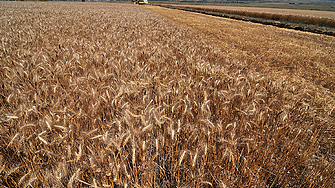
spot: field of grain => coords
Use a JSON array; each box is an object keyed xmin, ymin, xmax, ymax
[
  {"xmin": 145, "ymin": 5, "xmax": 335, "ymax": 92},
  {"xmin": 1, "ymin": 2, "xmax": 334, "ymax": 187},
  {"xmin": 164, "ymin": 4, "xmax": 335, "ymax": 20},
  {"xmin": 161, "ymin": 4, "xmax": 335, "ymax": 28}
]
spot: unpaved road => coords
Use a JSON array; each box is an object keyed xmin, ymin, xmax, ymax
[{"xmin": 144, "ymin": 5, "xmax": 335, "ymax": 93}]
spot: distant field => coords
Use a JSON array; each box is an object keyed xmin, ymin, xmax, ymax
[
  {"xmin": 215, "ymin": 2, "xmax": 335, "ymax": 12},
  {"xmin": 158, "ymin": 3, "xmax": 335, "ymax": 28},
  {"xmin": 154, "ymin": 1, "xmax": 335, "ymax": 12},
  {"xmin": 1, "ymin": 2, "xmax": 334, "ymax": 187},
  {"xmin": 167, "ymin": 4, "xmax": 335, "ymax": 20}
]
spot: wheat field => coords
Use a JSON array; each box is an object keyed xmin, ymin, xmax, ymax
[
  {"xmin": 161, "ymin": 4, "xmax": 335, "ymax": 28},
  {"xmin": 164, "ymin": 4, "xmax": 335, "ymax": 19},
  {"xmin": 0, "ymin": 2, "xmax": 334, "ymax": 187}
]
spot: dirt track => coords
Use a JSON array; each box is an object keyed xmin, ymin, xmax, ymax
[{"xmin": 144, "ymin": 5, "xmax": 335, "ymax": 93}]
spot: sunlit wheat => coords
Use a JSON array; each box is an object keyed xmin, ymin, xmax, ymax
[{"xmin": 0, "ymin": 1, "xmax": 334, "ymax": 187}]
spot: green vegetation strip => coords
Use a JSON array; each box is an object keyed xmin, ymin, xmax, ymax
[{"xmin": 155, "ymin": 4, "xmax": 335, "ymax": 37}]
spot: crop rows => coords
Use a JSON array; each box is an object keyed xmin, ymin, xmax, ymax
[
  {"xmin": 160, "ymin": 4, "xmax": 335, "ymax": 28},
  {"xmin": 0, "ymin": 2, "xmax": 334, "ymax": 187}
]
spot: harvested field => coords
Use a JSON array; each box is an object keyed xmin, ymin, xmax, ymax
[{"xmin": 1, "ymin": 2, "xmax": 334, "ymax": 187}]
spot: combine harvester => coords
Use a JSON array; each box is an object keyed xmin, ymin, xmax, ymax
[{"xmin": 132, "ymin": 0, "xmax": 148, "ymax": 5}]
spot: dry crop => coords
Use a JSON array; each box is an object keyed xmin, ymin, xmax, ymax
[
  {"xmin": 161, "ymin": 4, "xmax": 335, "ymax": 28},
  {"xmin": 163, "ymin": 4, "xmax": 335, "ymax": 20},
  {"xmin": 0, "ymin": 2, "xmax": 334, "ymax": 187},
  {"xmin": 145, "ymin": 5, "xmax": 335, "ymax": 94}
]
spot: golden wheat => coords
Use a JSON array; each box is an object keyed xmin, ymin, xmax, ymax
[
  {"xmin": 0, "ymin": 1, "xmax": 334, "ymax": 187},
  {"xmin": 163, "ymin": 4, "xmax": 335, "ymax": 27}
]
